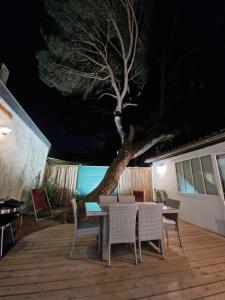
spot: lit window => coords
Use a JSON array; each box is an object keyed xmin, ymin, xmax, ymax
[{"xmin": 175, "ymin": 155, "xmax": 217, "ymax": 195}]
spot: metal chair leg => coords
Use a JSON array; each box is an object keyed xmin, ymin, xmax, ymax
[
  {"xmin": 70, "ymin": 235, "xmax": 76, "ymax": 257},
  {"xmin": 133, "ymin": 242, "xmax": 138, "ymax": 265},
  {"xmin": 138, "ymin": 240, "xmax": 142, "ymax": 263},
  {"xmin": 176, "ymin": 226, "xmax": 182, "ymax": 248},
  {"xmin": 160, "ymin": 238, "xmax": 166, "ymax": 259}
]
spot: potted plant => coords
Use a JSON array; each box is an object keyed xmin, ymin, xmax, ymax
[
  {"xmin": 72, "ymin": 190, "xmax": 82, "ymax": 202},
  {"xmin": 43, "ymin": 177, "xmax": 59, "ymax": 207},
  {"xmin": 153, "ymin": 188, "xmax": 168, "ymax": 204}
]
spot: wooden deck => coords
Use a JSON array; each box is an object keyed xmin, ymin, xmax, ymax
[{"xmin": 1, "ymin": 222, "xmax": 225, "ymax": 300}]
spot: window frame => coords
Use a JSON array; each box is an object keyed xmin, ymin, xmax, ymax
[{"xmin": 175, "ymin": 155, "xmax": 218, "ymax": 195}]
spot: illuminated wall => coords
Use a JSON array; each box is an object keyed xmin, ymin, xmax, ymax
[
  {"xmin": 152, "ymin": 142, "xmax": 225, "ymax": 236},
  {"xmin": 0, "ymin": 80, "xmax": 50, "ymax": 207},
  {"xmin": 76, "ymin": 165, "xmax": 108, "ymax": 198}
]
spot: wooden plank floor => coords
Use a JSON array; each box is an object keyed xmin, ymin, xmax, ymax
[{"xmin": 1, "ymin": 221, "xmax": 225, "ymax": 300}]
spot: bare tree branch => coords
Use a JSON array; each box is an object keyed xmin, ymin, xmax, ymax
[
  {"xmin": 123, "ymin": 103, "xmax": 138, "ymax": 108},
  {"xmin": 133, "ymin": 134, "xmax": 174, "ymax": 158},
  {"xmin": 98, "ymin": 93, "xmax": 118, "ymax": 100}
]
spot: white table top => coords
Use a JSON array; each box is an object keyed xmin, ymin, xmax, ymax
[{"xmin": 85, "ymin": 202, "xmax": 178, "ymax": 217}]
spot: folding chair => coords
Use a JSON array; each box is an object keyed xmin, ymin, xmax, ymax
[{"xmin": 31, "ymin": 188, "xmax": 54, "ymax": 222}]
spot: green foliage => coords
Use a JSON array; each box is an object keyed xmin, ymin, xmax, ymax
[
  {"xmin": 72, "ymin": 190, "xmax": 83, "ymax": 202},
  {"xmin": 153, "ymin": 188, "xmax": 168, "ymax": 203},
  {"xmin": 37, "ymin": 0, "xmax": 148, "ymax": 99},
  {"xmin": 43, "ymin": 177, "xmax": 59, "ymax": 206}
]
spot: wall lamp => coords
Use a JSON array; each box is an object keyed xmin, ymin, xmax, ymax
[
  {"xmin": 157, "ymin": 163, "xmax": 167, "ymax": 175},
  {"xmin": 0, "ymin": 126, "xmax": 12, "ymax": 135}
]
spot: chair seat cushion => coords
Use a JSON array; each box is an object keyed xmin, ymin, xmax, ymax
[{"xmin": 163, "ymin": 217, "xmax": 176, "ymax": 230}]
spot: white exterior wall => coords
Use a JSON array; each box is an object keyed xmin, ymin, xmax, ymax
[
  {"xmin": 152, "ymin": 142, "xmax": 225, "ymax": 236},
  {"xmin": 0, "ymin": 82, "xmax": 50, "ymax": 207}
]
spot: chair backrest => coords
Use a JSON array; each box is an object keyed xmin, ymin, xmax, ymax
[
  {"xmin": 109, "ymin": 204, "xmax": 137, "ymax": 244},
  {"xmin": 165, "ymin": 198, "xmax": 180, "ymax": 209},
  {"xmin": 118, "ymin": 195, "xmax": 135, "ymax": 203},
  {"xmin": 133, "ymin": 190, "xmax": 145, "ymax": 202},
  {"xmin": 71, "ymin": 198, "xmax": 78, "ymax": 232},
  {"xmin": 31, "ymin": 188, "xmax": 53, "ymax": 221},
  {"xmin": 164, "ymin": 199, "xmax": 180, "ymax": 223},
  {"xmin": 99, "ymin": 195, "xmax": 118, "ymax": 204},
  {"xmin": 138, "ymin": 203, "xmax": 163, "ymax": 242},
  {"xmin": 31, "ymin": 188, "xmax": 49, "ymax": 209}
]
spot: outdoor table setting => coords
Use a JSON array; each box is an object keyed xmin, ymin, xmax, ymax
[{"xmin": 85, "ymin": 201, "xmax": 179, "ymax": 260}]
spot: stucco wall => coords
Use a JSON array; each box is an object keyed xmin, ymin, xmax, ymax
[
  {"xmin": 152, "ymin": 142, "xmax": 225, "ymax": 236},
  {"xmin": 0, "ymin": 81, "xmax": 50, "ymax": 207}
]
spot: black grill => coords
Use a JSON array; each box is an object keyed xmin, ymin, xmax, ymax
[
  {"xmin": 0, "ymin": 199, "xmax": 23, "ymax": 257},
  {"xmin": 0, "ymin": 199, "xmax": 22, "ymax": 225}
]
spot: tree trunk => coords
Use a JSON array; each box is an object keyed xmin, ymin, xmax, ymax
[
  {"xmin": 83, "ymin": 141, "xmax": 136, "ymax": 202},
  {"xmin": 81, "ymin": 130, "xmax": 168, "ymax": 204}
]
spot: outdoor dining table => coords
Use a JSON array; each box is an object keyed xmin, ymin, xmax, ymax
[{"xmin": 85, "ymin": 201, "xmax": 179, "ymax": 260}]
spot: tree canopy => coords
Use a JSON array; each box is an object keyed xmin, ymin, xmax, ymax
[{"xmin": 38, "ymin": 0, "xmax": 148, "ymax": 99}]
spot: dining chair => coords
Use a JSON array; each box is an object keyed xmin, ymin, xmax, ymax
[
  {"xmin": 108, "ymin": 203, "xmax": 138, "ymax": 267},
  {"xmin": 163, "ymin": 199, "xmax": 182, "ymax": 247},
  {"xmin": 133, "ymin": 190, "xmax": 145, "ymax": 202},
  {"xmin": 99, "ymin": 195, "xmax": 118, "ymax": 205},
  {"xmin": 118, "ymin": 195, "xmax": 135, "ymax": 203},
  {"xmin": 137, "ymin": 203, "xmax": 165, "ymax": 262},
  {"xmin": 70, "ymin": 198, "xmax": 100, "ymax": 257}
]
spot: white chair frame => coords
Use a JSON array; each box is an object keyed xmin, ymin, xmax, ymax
[{"xmin": 70, "ymin": 198, "xmax": 100, "ymax": 257}]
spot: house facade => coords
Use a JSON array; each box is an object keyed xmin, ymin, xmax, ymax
[
  {"xmin": 146, "ymin": 131, "xmax": 225, "ymax": 236},
  {"xmin": 0, "ymin": 79, "xmax": 51, "ymax": 207}
]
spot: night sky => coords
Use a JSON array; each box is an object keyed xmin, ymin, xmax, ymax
[{"xmin": 1, "ymin": 0, "xmax": 225, "ymax": 164}]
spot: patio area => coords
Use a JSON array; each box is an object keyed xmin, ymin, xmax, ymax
[{"xmin": 1, "ymin": 221, "xmax": 225, "ymax": 299}]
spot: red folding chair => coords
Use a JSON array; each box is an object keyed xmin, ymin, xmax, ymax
[
  {"xmin": 133, "ymin": 190, "xmax": 145, "ymax": 202},
  {"xmin": 31, "ymin": 188, "xmax": 53, "ymax": 222}
]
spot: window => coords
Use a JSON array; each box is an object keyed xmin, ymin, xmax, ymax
[
  {"xmin": 191, "ymin": 158, "xmax": 205, "ymax": 194},
  {"xmin": 175, "ymin": 162, "xmax": 183, "ymax": 192},
  {"xmin": 175, "ymin": 155, "xmax": 218, "ymax": 195}
]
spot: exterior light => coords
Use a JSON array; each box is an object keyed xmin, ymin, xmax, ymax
[
  {"xmin": 0, "ymin": 127, "xmax": 12, "ymax": 135},
  {"xmin": 157, "ymin": 163, "xmax": 166, "ymax": 175}
]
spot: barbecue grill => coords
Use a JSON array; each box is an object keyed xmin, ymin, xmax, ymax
[{"xmin": 0, "ymin": 198, "xmax": 23, "ymax": 257}]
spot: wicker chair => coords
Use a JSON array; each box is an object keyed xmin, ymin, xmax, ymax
[
  {"xmin": 108, "ymin": 204, "xmax": 138, "ymax": 267},
  {"xmin": 163, "ymin": 199, "xmax": 182, "ymax": 247},
  {"xmin": 137, "ymin": 203, "xmax": 165, "ymax": 262},
  {"xmin": 118, "ymin": 195, "xmax": 135, "ymax": 203},
  {"xmin": 70, "ymin": 198, "xmax": 100, "ymax": 257},
  {"xmin": 99, "ymin": 195, "xmax": 118, "ymax": 205}
]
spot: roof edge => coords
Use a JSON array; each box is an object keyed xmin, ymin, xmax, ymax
[
  {"xmin": 0, "ymin": 80, "xmax": 51, "ymax": 149},
  {"xmin": 145, "ymin": 131, "xmax": 225, "ymax": 164}
]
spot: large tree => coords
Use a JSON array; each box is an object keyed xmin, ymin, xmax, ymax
[{"xmin": 37, "ymin": 0, "xmax": 171, "ymax": 201}]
